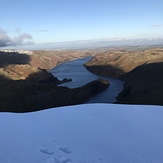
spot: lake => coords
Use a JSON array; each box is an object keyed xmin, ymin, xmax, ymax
[{"xmin": 50, "ymin": 57, "xmax": 124, "ymax": 103}]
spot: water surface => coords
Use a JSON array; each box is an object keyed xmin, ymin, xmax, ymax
[{"xmin": 50, "ymin": 57, "xmax": 124, "ymax": 103}]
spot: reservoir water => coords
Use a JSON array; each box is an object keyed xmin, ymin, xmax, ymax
[{"xmin": 50, "ymin": 57, "xmax": 124, "ymax": 103}]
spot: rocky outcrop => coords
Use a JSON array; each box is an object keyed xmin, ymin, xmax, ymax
[{"xmin": 84, "ymin": 48, "xmax": 163, "ymax": 105}]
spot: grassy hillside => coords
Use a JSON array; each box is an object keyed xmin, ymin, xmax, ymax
[
  {"xmin": 85, "ymin": 47, "xmax": 163, "ymax": 105},
  {"xmin": 0, "ymin": 50, "xmax": 109, "ymax": 112}
]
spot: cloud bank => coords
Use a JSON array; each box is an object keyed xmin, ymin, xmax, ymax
[
  {"xmin": 149, "ymin": 24, "xmax": 163, "ymax": 28},
  {"xmin": 0, "ymin": 28, "xmax": 34, "ymax": 47}
]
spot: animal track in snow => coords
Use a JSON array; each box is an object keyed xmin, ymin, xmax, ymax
[
  {"xmin": 58, "ymin": 147, "xmax": 72, "ymax": 154},
  {"xmin": 39, "ymin": 148, "xmax": 54, "ymax": 155},
  {"xmin": 39, "ymin": 143, "xmax": 73, "ymax": 162}
]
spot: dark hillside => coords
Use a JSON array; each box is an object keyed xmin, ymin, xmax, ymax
[
  {"xmin": 117, "ymin": 62, "xmax": 163, "ymax": 105},
  {"xmin": 0, "ymin": 50, "xmax": 108, "ymax": 112}
]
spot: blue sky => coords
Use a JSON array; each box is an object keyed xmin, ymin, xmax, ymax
[{"xmin": 0, "ymin": 0, "xmax": 163, "ymax": 47}]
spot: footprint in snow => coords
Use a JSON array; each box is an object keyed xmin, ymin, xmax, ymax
[
  {"xmin": 39, "ymin": 148, "xmax": 54, "ymax": 155},
  {"xmin": 58, "ymin": 147, "xmax": 72, "ymax": 154}
]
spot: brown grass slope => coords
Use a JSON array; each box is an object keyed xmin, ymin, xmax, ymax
[
  {"xmin": 31, "ymin": 50, "xmax": 95, "ymax": 70},
  {"xmin": 85, "ymin": 48, "xmax": 163, "ymax": 105},
  {"xmin": 0, "ymin": 50, "xmax": 108, "ymax": 112}
]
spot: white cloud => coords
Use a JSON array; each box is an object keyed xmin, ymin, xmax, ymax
[
  {"xmin": 12, "ymin": 33, "xmax": 33, "ymax": 45},
  {"xmin": 0, "ymin": 29, "xmax": 12, "ymax": 47},
  {"xmin": 15, "ymin": 28, "xmax": 22, "ymax": 34},
  {"xmin": 0, "ymin": 28, "xmax": 34, "ymax": 47}
]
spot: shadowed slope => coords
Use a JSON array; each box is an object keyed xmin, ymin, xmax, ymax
[
  {"xmin": 85, "ymin": 48, "xmax": 163, "ymax": 105},
  {"xmin": 0, "ymin": 51, "xmax": 30, "ymax": 67},
  {"xmin": 117, "ymin": 62, "xmax": 163, "ymax": 105},
  {"xmin": 0, "ymin": 50, "xmax": 109, "ymax": 112}
]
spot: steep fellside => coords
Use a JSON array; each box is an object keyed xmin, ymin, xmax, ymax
[
  {"xmin": 84, "ymin": 48, "xmax": 163, "ymax": 105},
  {"xmin": 30, "ymin": 50, "xmax": 96, "ymax": 70},
  {"xmin": 0, "ymin": 50, "xmax": 95, "ymax": 81},
  {"xmin": 0, "ymin": 50, "xmax": 109, "ymax": 112},
  {"xmin": 0, "ymin": 50, "xmax": 95, "ymax": 70},
  {"xmin": 0, "ymin": 78, "xmax": 109, "ymax": 112},
  {"xmin": 117, "ymin": 62, "xmax": 163, "ymax": 105}
]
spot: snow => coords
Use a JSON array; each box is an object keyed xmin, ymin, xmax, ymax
[
  {"xmin": 0, "ymin": 49, "xmax": 33, "ymax": 55},
  {"xmin": 0, "ymin": 104, "xmax": 163, "ymax": 163}
]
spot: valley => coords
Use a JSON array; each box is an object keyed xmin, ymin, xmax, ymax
[
  {"xmin": 84, "ymin": 47, "xmax": 163, "ymax": 105},
  {"xmin": 0, "ymin": 46, "xmax": 163, "ymax": 112},
  {"xmin": 0, "ymin": 50, "xmax": 108, "ymax": 112}
]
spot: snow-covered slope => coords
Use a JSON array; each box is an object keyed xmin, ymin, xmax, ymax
[{"xmin": 0, "ymin": 104, "xmax": 163, "ymax": 163}]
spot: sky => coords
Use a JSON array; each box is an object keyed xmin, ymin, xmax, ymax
[{"xmin": 0, "ymin": 0, "xmax": 163, "ymax": 48}]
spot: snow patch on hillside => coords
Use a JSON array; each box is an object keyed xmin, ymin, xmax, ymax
[{"xmin": 0, "ymin": 49, "xmax": 33, "ymax": 55}]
